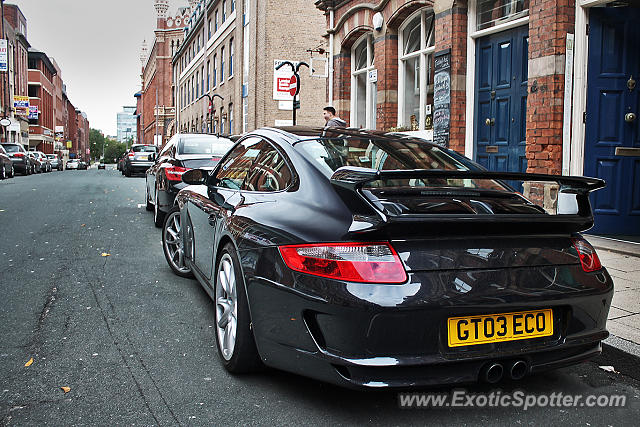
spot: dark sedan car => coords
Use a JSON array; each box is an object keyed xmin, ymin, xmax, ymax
[
  {"xmin": 163, "ymin": 127, "xmax": 612, "ymax": 389},
  {"xmin": 0, "ymin": 145, "xmax": 14, "ymax": 179},
  {"xmin": 1, "ymin": 143, "xmax": 31, "ymax": 175},
  {"xmin": 123, "ymin": 144, "xmax": 158, "ymax": 177},
  {"xmin": 146, "ymin": 133, "xmax": 234, "ymax": 227}
]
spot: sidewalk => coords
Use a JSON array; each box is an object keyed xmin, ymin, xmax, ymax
[{"xmin": 585, "ymin": 235, "xmax": 640, "ymax": 360}]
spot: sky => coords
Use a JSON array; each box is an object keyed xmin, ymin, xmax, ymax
[{"xmin": 10, "ymin": 0, "xmax": 186, "ymax": 136}]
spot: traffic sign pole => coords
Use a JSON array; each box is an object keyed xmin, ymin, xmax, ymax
[{"xmin": 276, "ymin": 61, "xmax": 308, "ymax": 126}]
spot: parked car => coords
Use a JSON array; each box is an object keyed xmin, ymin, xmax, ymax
[
  {"xmin": 117, "ymin": 153, "xmax": 126, "ymax": 172},
  {"xmin": 163, "ymin": 127, "xmax": 612, "ymax": 389},
  {"xmin": 77, "ymin": 159, "xmax": 88, "ymax": 170},
  {"xmin": 145, "ymin": 133, "xmax": 234, "ymax": 227},
  {"xmin": 0, "ymin": 143, "xmax": 31, "ymax": 175},
  {"xmin": 27, "ymin": 152, "xmax": 41, "ymax": 174},
  {"xmin": 66, "ymin": 159, "xmax": 79, "ymax": 170},
  {"xmin": 46, "ymin": 154, "xmax": 62, "ymax": 171},
  {"xmin": 123, "ymin": 144, "xmax": 158, "ymax": 177},
  {"xmin": 0, "ymin": 145, "xmax": 14, "ymax": 179},
  {"xmin": 98, "ymin": 160, "xmax": 106, "ymax": 169},
  {"xmin": 32, "ymin": 151, "xmax": 51, "ymax": 172}
]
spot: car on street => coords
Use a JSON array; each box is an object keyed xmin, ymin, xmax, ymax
[
  {"xmin": 117, "ymin": 153, "xmax": 126, "ymax": 173},
  {"xmin": 0, "ymin": 143, "xmax": 31, "ymax": 175},
  {"xmin": 66, "ymin": 159, "xmax": 79, "ymax": 170},
  {"xmin": 145, "ymin": 133, "xmax": 234, "ymax": 227},
  {"xmin": 27, "ymin": 152, "xmax": 41, "ymax": 174},
  {"xmin": 162, "ymin": 127, "xmax": 612, "ymax": 389},
  {"xmin": 46, "ymin": 154, "xmax": 62, "ymax": 171},
  {"xmin": 0, "ymin": 145, "xmax": 15, "ymax": 179},
  {"xmin": 32, "ymin": 151, "xmax": 51, "ymax": 173},
  {"xmin": 98, "ymin": 160, "xmax": 106, "ymax": 169},
  {"xmin": 123, "ymin": 144, "xmax": 158, "ymax": 177},
  {"xmin": 78, "ymin": 159, "xmax": 88, "ymax": 170}
]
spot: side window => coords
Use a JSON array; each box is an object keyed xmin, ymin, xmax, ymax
[
  {"xmin": 243, "ymin": 142, "xmax": 293, "ymax": 192},
  {"xmin": 214, "ymin": 137, "xmax": 262, "ymax": 190},
  {"xmin": 158, "ymin": 138, "xmax": 175, "ymax": 158}
]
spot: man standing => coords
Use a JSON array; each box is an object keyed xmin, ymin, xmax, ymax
[{"xmin": 323, "ymin": 106, "xmax": 347, "ymax": 128}]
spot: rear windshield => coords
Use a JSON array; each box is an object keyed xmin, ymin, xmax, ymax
[
  {"xmin": 132, "ymin": 145, "xmax": 158, "ymax": 153},
  {"xmin": 46, "ymin": 155, "xmax": 57, "ymax": 159},
  {"xmin": 296, "ymin": 137, "xmax": 506, "ymax": 191},
  {"xmin": 2, "ymin": 144, "xmax": 21, "ymax": 153},
  {"xmin": 179, "ymin": 136, "xmax": 234, "ymax": 156}
]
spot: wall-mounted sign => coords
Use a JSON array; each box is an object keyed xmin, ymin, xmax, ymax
[
  {"xmin": 0, "ymin": 40, "xmax": 7, "ymax": 72},
  {"xmin": 368, "ymin": 69, "xmax": 378, "ymax": 83},
  {"xmin": 28, "ymin": 106, "xmax": 39, "ymax": 120},
  {"xmin": 14, "ymin": 96, "xmax": 30, "ymax": 117},
  {"xmin": 66, "ymin": 140, "xmax": 72, "ymax": 149},
  {"xmin": 433, "ymin": 50, "xmax": 451, "ymax": 148}
]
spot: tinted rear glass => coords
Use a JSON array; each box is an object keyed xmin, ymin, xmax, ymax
[
  {"xmin": 2, "ymin": 144, "xmax": 21, "ymax": 153},
  {"xmin": 297, "ymin": 137, "xmax": 505, "ymax": 191},
  {"xmin": 132, "ymin": 145, "xmax": 158, "ymax": 153},
  {"xmin": 179, "ymin": 136, "xmax": 234, "ymax": 156}
]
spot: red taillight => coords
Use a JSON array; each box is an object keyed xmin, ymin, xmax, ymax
[
  {"xmin": 572, "ymin": 237, "xmax": 602, "ymax": 272},
  {"xmin": 278, "ymin": 242, "xmax": 407, "ymax": 283},
  {"xmin": 164, "ymin": 165, "xmax": 189, "ymax": 181},
  {"xmin": 128, "ymin": 152, "xmax": 135, "ymax": 158},
  {"xmin": 13, "ymin": 152, "xmax": 24, "ymax": 157},
  {"xmin": 212, "ymin": 157, "xmax": 221, "ymax": 162}
]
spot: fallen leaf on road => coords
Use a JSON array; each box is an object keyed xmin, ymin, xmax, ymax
[
  {"xmin": 101, "ymin": 253, "xmax": 111, "ymax": 257},
  {"xmin": 599, "ymin": 365, "xmax": 618, "ymax": 374},
  {"xmin": 24, "ymin": 358, "xmax": 33, "ymax": 367},
  {"xmin": 60, "ymin": 386, "xmax": 71, "ymax": 393},
  {"xmin": 81, "ymin": 224, "xmax": 86, "ymax": 227}
]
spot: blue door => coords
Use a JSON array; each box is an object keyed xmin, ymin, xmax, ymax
[
  {"xmin": 585, "ymin": 7, "xmax": 640, "ymax": 235},
  {"xmin": 474, "ymin": 26, "xmax": 529, "ymax": 178}
]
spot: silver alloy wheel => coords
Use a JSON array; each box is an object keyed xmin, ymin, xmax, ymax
[
  {"xmin": 216, "ymin": 253, "xmax": 238, "ymax": 361},
  {"xmin": 163, "ymin": 211, "xmax": 189, "ymax": 274}
]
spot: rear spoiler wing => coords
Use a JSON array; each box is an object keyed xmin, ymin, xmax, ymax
[{"xmin": 330, "ymin": 166, "xmax": 606, "ymax": 235}]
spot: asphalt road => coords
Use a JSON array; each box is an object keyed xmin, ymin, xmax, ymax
[{"xmin": 1, "ymin": 167, "xmax": 639, "ymax": 426}]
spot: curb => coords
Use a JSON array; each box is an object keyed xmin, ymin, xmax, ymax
[
  {"xmin": 593, "ymin": 335, "xmax": 640, "ymax": 382},
  {"xmin": 585, "ymin": 235, "xmax": 640, "ymax": 258}
]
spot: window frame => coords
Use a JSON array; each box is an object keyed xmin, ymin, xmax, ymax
[
  {"xmin": 397, "ymin": 8, "xmax": 436, "ymax": 131},
  {"xmin": 350, "ymin": 33, "xmax": 376, "ymax": 130},
  {"xmin": 239, "ymin": 138, "xmax": 296, "ymax": 194}
]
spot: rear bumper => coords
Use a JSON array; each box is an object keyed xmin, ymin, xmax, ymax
[
  {"xmin": 157, "ymin": 182, "xmax": 187, "ymax": 214},
  {"xmin": 244, "ymin": 249, "xmax": 613, "ymax": 388},
  {"xmin": 129, "ymin": 161, "xmax": 153, "ymax": 171}
]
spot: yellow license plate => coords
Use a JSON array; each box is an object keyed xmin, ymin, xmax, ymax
[
  {"xmin": 139, "ymin": 155, "xmax": 148, "ymax": 160},
  {"xmin": 447, "ymin": 309, "xmax": 553, "ymax": 347}
]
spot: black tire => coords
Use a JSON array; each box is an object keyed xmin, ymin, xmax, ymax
[
  {"xmin": 145, "ymin": 182, "xmax": 153, "ymax": 211},
  {"xmin": 9, "ymin": 165, "xmax": 14, "ymax": 178},
  {"xmin": 214, "ymin": 243, "xmax": 262, "ymax": 373},
  {"xmin": 162, "ymin": 206, "xmax": 193, "ymax": 278},
  {"xmin": 1, "ymin": 165, "xmax": 5, "ymax": 180},
  {"xmin": 125, "ymin": 166, "xmax": 131, "ymax": 177},
  {"xmin": 153, "ymin": 187, "xmax": 165, "ymax": 227}
]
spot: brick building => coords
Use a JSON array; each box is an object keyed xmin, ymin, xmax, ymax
[
  {"xmin": 1, "ymin": 3, "xmax": 30, "ymax": 146},
  {"xmin": 139, "ymin": 0, "xmax": 187, "ymax": 146},
  {"xmin": 173, "ymin": 0, "xmax": 327, "ymax": 135},
  {"xmin": 316, "ymin": 0, "xmax": 640, "ymax": 236},
  {"xmin": 27, "ymin": 47, "xmax": 56, "ymax": 153}
]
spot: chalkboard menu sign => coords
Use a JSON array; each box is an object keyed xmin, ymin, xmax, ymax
[{"xmin": 433, "ymin": 50, "xmax": 451, "ymax": 148}]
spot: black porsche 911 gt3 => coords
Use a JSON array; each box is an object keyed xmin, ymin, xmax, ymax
[{"xmin": 161, "ymin": 126, "xmax": 612, "ymax": 389}]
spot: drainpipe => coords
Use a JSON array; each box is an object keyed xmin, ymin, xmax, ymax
[{"xmin": 328, "ymin": 8, "xmax": 334, "ymax": 106}]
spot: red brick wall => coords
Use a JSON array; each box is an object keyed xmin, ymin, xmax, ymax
[
  {"xmin": 525, "ymin": 0, "xmax": 575, "ymax": 175},
  {"xmin": 373, "ymin": 35, "xmax": 398, "ymax": 130}
]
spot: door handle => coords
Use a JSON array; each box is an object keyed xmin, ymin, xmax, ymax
[
  {"xmin": 625, "ymin": 112, "xmax": 636, "ymax": 123},
  {"xmin": 485, "ymin": 118, "xmax": 495, "ymax": 126}
]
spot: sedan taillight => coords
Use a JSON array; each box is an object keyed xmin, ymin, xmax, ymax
[
  {"xmin": 164, "ymin": 166, "xmax": 189, "ymax": 181},
  {"xmin": 571, "ymin": 237, "xmax": 602, "ymax": 272},
  {"xmin": 128, "ymin": 152, "xmax": 135, "ymax": 158},
  {"xmin": 13, "ymin": 152, "xmax": 24, "ymax": 157},
  {"xmin": 278, "ymin": 242, "xmax": 407, "ymax": 283}
]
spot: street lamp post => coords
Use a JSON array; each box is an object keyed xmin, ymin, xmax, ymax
[{"xmin": 198, "ymin": 93, "xmax": 223, "ymax": 135}]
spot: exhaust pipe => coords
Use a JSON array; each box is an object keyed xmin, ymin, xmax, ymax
[
  {"xmin": 509, "ymin": 360, "xmax": 528, "ymax": 380},
  {"xmin": 481, "ymin": 362, "xmax": 504, "ymax": 383}
]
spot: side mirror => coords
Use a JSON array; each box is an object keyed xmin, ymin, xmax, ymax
[
  {"xmin": 182, "ymin": 168, "xmax": 207, "ymax": 185},
  {"xmin": 151, "ymin": 153, "xmax": 157, "ymax": 161}
]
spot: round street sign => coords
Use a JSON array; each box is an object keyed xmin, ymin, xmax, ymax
[
  {"xmin": 288, "ymin": 75, "xmax": 298, "ymax": 97},
  {"xmin": 0, "ymin": 118, "xmax": 11, "ymax": 127}
]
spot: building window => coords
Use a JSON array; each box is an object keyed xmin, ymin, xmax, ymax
[
  {"xmin": 351, "ymin": 34, "xmax": 375, "ymax": 129},
  {"xmin": 215, "ymin": 10, "xmax": 219, "ymax": 31},
  {"xmin": 198, "ymin": 34, "xmax": 201, "ymax": 51},
  {"xmin": 229, "ymin": 103, "xmax": 234, "ymax": 134},
  {"xmin": 220, "ymin": 107, "xmax": 225, "ymax": 135},
  {"xmin": 221, "ymin": 47, "xmax": 225, "ymax": 81},
  {"xmin": 207, "ymin": 60, "xmax": 211, "ymax": 91},
  {"xmin": 229, "ymin": 38, "xmax": 234, "ymax": 77},
  {"xmin": 208, "ymin": 19, "xmax": 212, "ymax": 39},
  {"xmin": 222, "ymin": 1, "xmax": 227, "ymax": 22},
  {"xmin": 477, "ymin": 0, "xmax": 529, "ymax": 31},
  {"xmin": 196, "ymin": 71, "xmax": 200, "ymax": 98},
  {"xmin": 201, "ymin": 66, "xmax": 205, "ymax": 97},
  {"xmin": 231, "ymin": 0, "xmax": 236, "ymax": 13},
  {"xmin": 213, "ymin": 54, "xmax": 217, "ymax": 86},
  {"xmin": 398, "ymin": 9, "xmax": 435, "ymax": 130}
]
